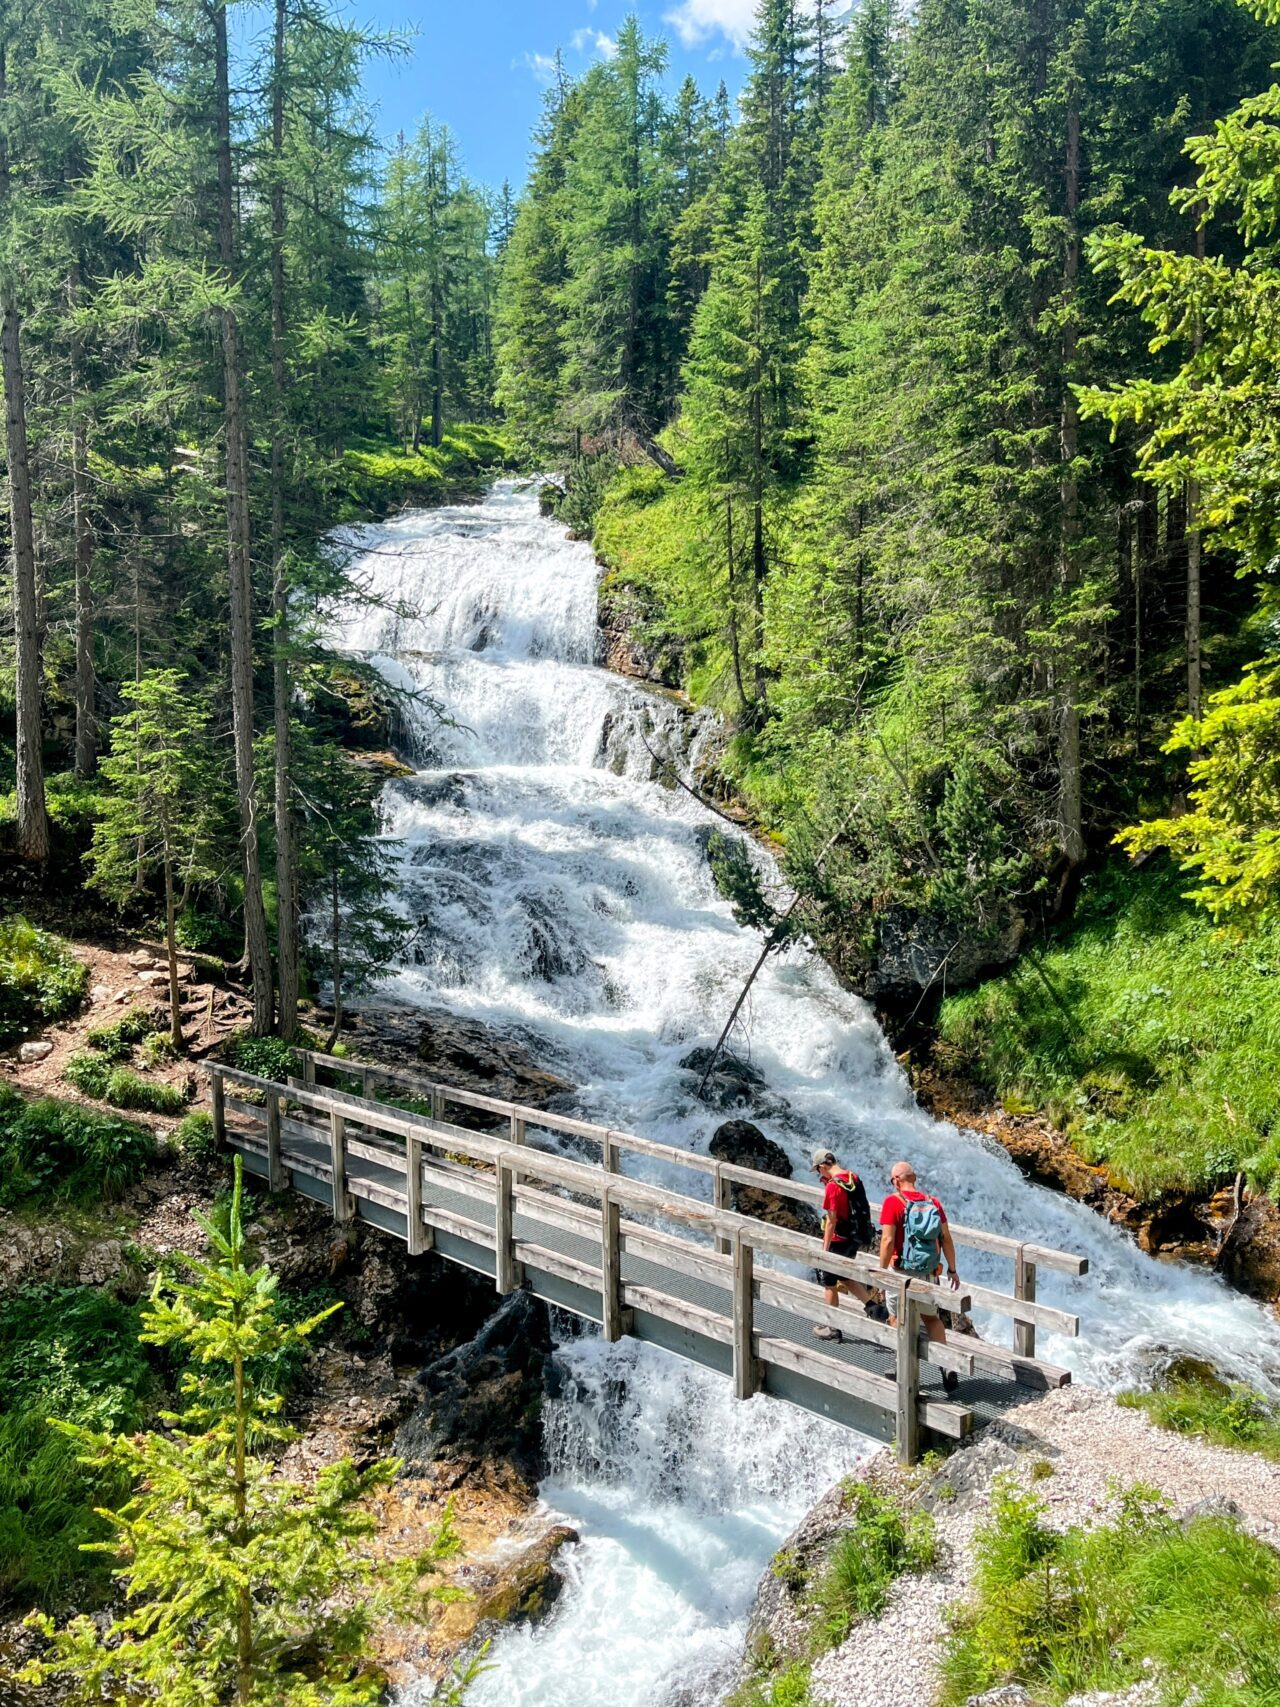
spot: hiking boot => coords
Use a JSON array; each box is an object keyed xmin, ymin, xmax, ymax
[
  {"xmin": 813, "ymin": 1324, "xmax": 843, "ymax": 1344},
  {"xmin": 942, "ymin": 1369, "xmax": 960, "ymax": 1395},
  {"xmin": 863, "ymin": 1299, "xmax": 890, "ymax": 1324}
]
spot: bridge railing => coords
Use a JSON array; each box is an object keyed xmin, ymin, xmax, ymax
[
  {"xmin": 204, "ymin": 1047, "xmax": 1088, "ymax": 1464},
  {"xmin": 287, "ymin": 1044, "xmax": 1087, "ymax": 1361}
]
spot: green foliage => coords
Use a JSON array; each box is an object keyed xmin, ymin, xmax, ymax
[
  {"xmin": 63, "ymin": 1050, "xmax": 113, "ymax": 1100},
  {"xmin": 811, "ymin": 1482, "xmax": 936, "ymax": 1651},
  {"xmin": 65, "ymin": 1051, "xmax": 189, "ymax": 1116},
  {"xmin": 333, "ymin": 426, "xmax": 513, "ymax": 520},
  {"xmin": 0, "ymin": 1085, "xmax": 153, "ymax": 1207},
  {"xmin": 1119, "ymin": 1370, "xmax": 1280, "ymax": 1460},
  {"xmin": 556, "ymin": 452, "xmax": 620, "ymax": 539},
  {"xmin": 708, "ymin": 832, "xmax": 797, "ymax": 944},
  {"xmin": 23, "ymin": 1160, "xmax": 470, "ymax": 1706},
  {"xmin": 936, "ymin": 861, "xmax": 1280, "ymax": 1196},
  {"xmin": 172, "ymin": 1109, "xmax": 217, "ymax": 1161},
  {"xmin": 227, "ymin": 1032, "xmax": 302, "ymax": 1082},
  {"xmin": 727, "ymin": 1660, "xmax": 816, "ymax": 1707},
  {"xmin": 138, "ymin": 1030, "xmax": 177, "ymax": 1069},
  {"xmin": 0, "ymin": 917, "xmax": 88, "ymax": 1047},
  {"xmin": 939, "ymin": 1477, "xmax": 1280, "ymax": 1707},
  {"xmin": 0, "ymin": 1286, "xmax": 155, "ymax": 1606},
  {"xmin": 85, "ymin": 1005, "xmax": 157, "ymax": 1060}
]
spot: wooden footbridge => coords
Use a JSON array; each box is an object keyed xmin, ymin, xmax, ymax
[{"xmin": 205, "ymin": 1047, "xmax": 1089, "ymax": 1463}]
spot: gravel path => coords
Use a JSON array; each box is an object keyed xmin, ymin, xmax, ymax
[{"xmin": 807, "ymin": 1387, "xmax": 1280, "ymax": 1707}]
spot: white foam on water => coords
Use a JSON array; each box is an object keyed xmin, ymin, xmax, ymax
[{"xmin": 330, "ymin": 481, "xmax": 1280, "ymax": 1707}]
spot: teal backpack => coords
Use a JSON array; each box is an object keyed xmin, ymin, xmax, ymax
[{"xmin": 895, "ymin": 1191, "xmax": 944, "ymax": 1277}]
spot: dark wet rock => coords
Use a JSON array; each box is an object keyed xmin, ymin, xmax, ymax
[
  {"xmin": 597, "ymin": 574, "xmax": 683, "ymax": 687},
  {"xmin": 471, "ymin": 1523, "xmax": 579, "ymax": 1627},
  {"xmin": 708, "ymin": 1119, "xmax": 821, "ymax": 1238},
  {"xmin": 396, "ymin": 1288, "xmax": 554, "ymax": 1496},
  {"xmin": 679, "ymin": 1047, "xmax": 790, "ymax": 1120},
  {"xmin": 865, "ymin": 908, "xmax": 1026, "ymax": 1007},
  {"xmin": 416, "ymin": 1012, "xmax": 574, "ymax": 1110}
]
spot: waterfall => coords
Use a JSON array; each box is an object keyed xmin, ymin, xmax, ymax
[{"xmin": 329, "ymin": 480, "xmax": 1280, "ymax": 1707}]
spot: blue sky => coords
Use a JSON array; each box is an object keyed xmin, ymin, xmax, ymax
[{"xmin": 346, "ymin": 0, "xmax": 759, "ymax": 190}]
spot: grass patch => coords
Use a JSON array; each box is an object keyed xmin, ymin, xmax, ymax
[
  {"xmin": 172, "ymin": 1109, "xmax": 217, "ymax": 1161},
  {"xmin": 85, "ymin": 1005, "xmax": 158, "ymax": 1061},
  {"xmin": 939, "ymin": 1477, "xmax": 1280, "ymax": 1707},
  {"xmin": 0, "ymin": 1285, "xmax": 156, "ymax": 1606},
  {"xmin": 1119, "ymin": 1369, "xmax": 1280, "ymax": 1460},
  {"xmin": 64, "ymin": 1053, "xmax": 188, "ymax": 1116},
  {"xmin": 0, "ymin": 916, "xmax": 87, "ymax": 1046},
  {"xmin": 811, "ymin": 1481, "xmax": 936, "ymax": 1651},
  {"xmin": 727, "ymin": 1660, "xmax": 816, "ymax": 1707},
  {"xmin": 226, "ymin": 1031, "xmax": 301, "ymax": 1083},
  {"xmin": 332, "ymin": 424, "xmax": 515, "ymax": 520},
  {"xmin": 935, "ymin": 860, "xmax": 1280, "ymax": 1196},
  {"xmin": 0, "ymin": 1086, "xmax": 153, "ymax": 1207}
]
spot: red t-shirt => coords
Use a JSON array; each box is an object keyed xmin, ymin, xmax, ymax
[
  {"xmin": 879, "ymin": 1187, "xmax": 947, "ymax": 1261},
  {"xmin": 822, "ymin": 1171, "xmax": 859, "ymax": 1233}
]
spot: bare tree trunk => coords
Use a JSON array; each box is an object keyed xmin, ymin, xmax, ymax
[
  {"xmin": 212, "ymin": 0, "xmax": 273, "ymax": 1034},
  {"xmin": 69, "ymin": 265, "xmax": 96, "ymax": 778},
  {"xmin": 726, "ymin": 495, "xmax": 748, "ymax": 709},
  {"xmin": 1187, "ymin": 219, "xmax": 1205, "ymax": 721},
  {"xmin": 164, "ymin": 844, "xmax": 184, "ymax": 1051},
  {"xmin": 325, "ymin": 869, "xmax": 343, "ymax": 1052},
  {"xmin": 1056, "ymin": 93, "xmax": 1085, "ymax": 867},
  {"xmin": 270, "ymin": 0, "xmax": 298, "ymax": 1041},
  {"xmin": 0, "ymin": 51, "xmax": 47, "ymax": 864}
]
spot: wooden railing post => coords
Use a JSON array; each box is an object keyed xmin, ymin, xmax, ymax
[
  {"xmin": 431, "ymin": 1086, "xmax": 445, "ymax": 1122},
  {"xmin": 1014, "ymin": 1247, "xmax": 1037, "ymax": 1359},
  {"xmin": 495, "ymin": 1157, "xmax": 519, "ymax": 1294},
  {"xmin": 405, "ymin": 1135, "xmax": 432, "ymax": 1255},
  {"xmin": 363, "ymin": 1064, "xmax": 379, "ymax": 1101},
  {"xmin": 302, "ymin": 1054, "xmax": 316, "ymax": 1088},
  {"xmin": 266, "ymin": 1091, "xmax": 286, "ymax": 1192},
  {"xmin": 601, "ymin": 1184, "xmax": 626, "ymax": 1341},
  {"xmin": 603, "ymin": 1131, "xmax": 619, "ymax": 1174},
  {"xmin": 713, "ymin": 1164, "xmax": 731, "ymax": 1256},
  {"xmin": 732, "ymin": 1233, "xmax": 758, "ymax": 1399},
  {"xmin": 329, "ymin": 1110, "xmax": 352, "ymax": 1224},
  {"xmin": 896, "ymin": 1282, "xmax": 921, "ymax": 1465},
  {"xmin": 210, "ymin": 1069, "xmax": 225, "ymax": 1148}
]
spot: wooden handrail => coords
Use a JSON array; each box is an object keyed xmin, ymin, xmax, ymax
[{"xmin": 287, "ymin": 1045, "xmax": 1088, "ymax": 1278}]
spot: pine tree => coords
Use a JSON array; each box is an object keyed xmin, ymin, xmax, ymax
[{"xmin": 22, "ymin": 1159, "xmax": 470, "ymax": 1706}]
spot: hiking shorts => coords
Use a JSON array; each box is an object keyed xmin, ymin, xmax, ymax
[{"xmin": 817, "ymin": 1234, "xmax": 863, "ymax": 1289}]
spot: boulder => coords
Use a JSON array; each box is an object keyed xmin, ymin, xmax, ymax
[
  {"xmin": 395, "ymin": 1288, "xmax": 553, "ymax": 1495},
  {"xmin": 17, "ymin": 1039, "xmax": 52, "ymax": 1063},
  {"xmin": 471, "ymin": 1524, "xmax": 578, "ymax": 1627},
  {"xmin": 137, "ymin": 969, "xmax": 169, "ymax": 987},
  {"xmin": 866, "ymin": 907, "xmax": 1025, "ymax": 1008},
  {"xmin": 679, "ymin": 1046, "xmax": 791, "ymax": 1119},
  {"xmin": 708, "ymin": 1118, "xmax": 821, "ymax": 1237},
  {"xmin": 127, "ymin": 949, "xmax": 158, "ymax": 970}
]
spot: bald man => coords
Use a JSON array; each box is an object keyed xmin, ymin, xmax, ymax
[{"xmin": 879, "ymin": 1160, "xmax": 961, "ymax": 1392}]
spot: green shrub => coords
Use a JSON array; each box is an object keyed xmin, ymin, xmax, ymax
[
  {"xmin": 227, "ymin": 1032, "xmax": 300, "ymax": 1083},
  {"xmin": 811, "ymin": 1482, "xmax": 936, "ymax": 1651},
  {"xmin": 138, "ymin": 1031, "xmax": 177, "ymax": 1069},
  {"xmin": 727, "ymin": 1660, "xmax": 815, "ymax": 1707},
  {"xmin": 103, "ymin": 1067, "xmax": 188, "ymax": 1116},
  {"xmin": 1118, "ymin": 1372, "xmax": 1280, "ymax": 1460},
  {"xmin": 0, "ymin": 1285, "xmax": 156, "ymax": 1605},
  {"xmin": 86, "ymin": 1005, "xmax": 157, "ymax": 1060},
  {"xmin": 63, "ymin": 1049, "xmax": 113, "ymax": 1099},
  {"xmin": 0, "ymin": 916, "xmax": 88, "ymax": 1046},
  {"xmin": 174, "ymin": 903, "xmax": 240, "ymax": 958},
  {"xmin": 939, "ymin": 1477, "xmax": 1280, "ymax": 1707},
  {"xmin": 172, "ymin": 1109, "xmax": 217, "ymax": 1161},
  {"xmin": 935, "ymin": 861, "xmax": 1280, "ymax": 1197},
  {"xmin": 0, "ymin": 1085, "xmax": 153, "ymax": 1206}
]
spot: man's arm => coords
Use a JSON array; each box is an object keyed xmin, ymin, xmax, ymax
[
  {"xmin": 823, "ymin": 1209, "xmax": 834, "ymax": 1252},
  {"xmin": 878, "ymin": 1223, "xmax": 895, "ymax": 1270},
  {"xmin": 941, "ymin": 1224, "xmax": 960, "ymax": 1287}
]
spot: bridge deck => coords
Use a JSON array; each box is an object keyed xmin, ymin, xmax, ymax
[{"xmin": 207, "ymin": 1052, "xmax": 1085, "ymax": 1462}]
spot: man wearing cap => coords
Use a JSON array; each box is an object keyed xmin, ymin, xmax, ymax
[{"xmin": 811, "ymin": 1148, "xmax": 884, "ymax": 1343}]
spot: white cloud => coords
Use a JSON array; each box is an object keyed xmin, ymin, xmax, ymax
[
  {"xmin": 517, "ymin": 50, "xmax": 559, "ymax": 84},
  {"xmin": 570, "ymin": 26, "xmax": 618, "ymax": 58},
  {"xmin": 663, "ymin": 0, "xmax": 757, "ymax": 50}
]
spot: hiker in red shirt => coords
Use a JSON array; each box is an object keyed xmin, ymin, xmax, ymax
[
  {"xmin": 810, "ymin": 1147, "xmax": 888, "ymax": 1344},
  {"xmin": 879, "ymin": 1160, "xmax": 962, "ymax": 1392}
]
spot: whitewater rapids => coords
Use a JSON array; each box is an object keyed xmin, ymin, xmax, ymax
[{"xmin": 326, "ymin": 480, "xmax": 1280, "ymax": 1707}]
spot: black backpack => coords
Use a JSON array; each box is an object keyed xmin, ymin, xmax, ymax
[{"xmin": 830, "ymin": 1170, "xmax": 874, "ymax": 1248}]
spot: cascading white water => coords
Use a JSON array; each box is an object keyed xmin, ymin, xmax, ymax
[{"xmin": 330, "ymin": 480, "xmax": 1280, "ymax": 1705}]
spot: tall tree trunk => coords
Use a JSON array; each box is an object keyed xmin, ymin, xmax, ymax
[
  {"xmin": 0, "ymin": 49, "xmax": 48, "ymax": 863},
  {"xmin": 163, "ymin": 840, "xmax": 184, "ymax": 1051},
  {"xmin": 212, "ymin": 0, "xmax": 273, "ymax": 1034},
  {"xmin": 1186, "ymin": 219, "xmax": 1206, "ymax": 721},
  {"xmin": 430, "ymin": 264, "xmax": 443, "ymax": 448},
  {"xmin": 69, "ymin": 265, "xmax": 96, "ymax": 779},
  {"xmin": 325, "ymin": 869, "xmax": 343, "ymax": 1052},
  {"xmin": 1056, "ymin": 92, "xmax": 1085, "ymax": 867},
  {"xmin": 270, "ymin": 0, "xmax": 298, "ymax": 1041},
  {"xmin": 725, "ymin": 495, "xmax": 747, "ymax": 708}
]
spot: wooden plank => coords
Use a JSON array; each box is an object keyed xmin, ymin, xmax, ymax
[
  {"xmin": 1014, "ymin": 1252, "xmax": 1037, "ymax": 1359},
  {"xmin": 619, "ymin": 1222, "xmax": 733, "ymax": 1291},
  {"xmin": 622, "ymin": 1283, "xmax": 733, "ymax": 1346},
  {"xmin": 405, "ymin": 1136, "xmax": 431, "ymax": 1256},
  {"xmin": 329, "ymin": 1111, "xmax": 352, "ymax": 1223},
  {"xmin": 963, "ymin": 1279, "xmax": 1078, "ymax": 1337},
  {"xmin": 422, "ymin": 1202, "xmax": 497, "ymax": 1249},
  {"xmin": 514, "ymin": 1240, "xmax": 602, "ymax": 1293},
  {"xmin": 495, "ymin": 1159, "xmax": 518, "ymax": 1295},
  {"xmin": 266, "ymin": 1093, "xmax": 285, "ymax": 1192},
  {"xmin": 754, "ymin": 1278, "xmax": 974, "ymax": 1377},
  {"xmin": 897, "ymin": 1289, "xmax": 921, "ymax": 1464},
  {"xmin": 601, "ymin": 1189, "xmax": 624, "ymax": 1342},
  {"xmin": 733, "ymin": 1235, "xmax": 758, "ymax": 1399},
  {"xmin": 756, "ymin": 1337, "xmax": 973, "ymax": 1441},
  {"xmin": 950, "ymin": 1334, "xmax": 1070, "ymax": 1390}
]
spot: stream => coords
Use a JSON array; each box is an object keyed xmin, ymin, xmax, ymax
[{"xmin": 329, "ymin": 478, "xmax": 1280, "ymax": 1707}]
